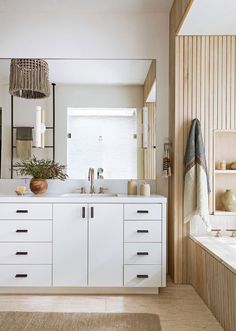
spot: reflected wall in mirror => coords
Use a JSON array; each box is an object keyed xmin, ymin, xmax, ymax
[{"xmin": 0, "ymin": 59, "xmax": 157, "ymax": 179}]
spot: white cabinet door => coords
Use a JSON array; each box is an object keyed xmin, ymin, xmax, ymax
[
  {"xmin": 88, "ymin": 204, "xmax": 123, "ymax": 287},
  {"xmin": 53, "ymin": 204, "xmax": 88, "ymax": 286}
]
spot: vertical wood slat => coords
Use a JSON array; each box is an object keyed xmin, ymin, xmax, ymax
[
  {"xmin": 143, "ymin": 60, "xmax": 156, "ymax": 180},
  {"xmin": 173, "ymin": 35, "xmax": 236, "ymax": 283}
]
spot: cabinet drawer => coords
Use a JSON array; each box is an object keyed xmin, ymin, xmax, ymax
[
  {"xmin": 0, "ymin": 265, "xmax": 52, "ymax": 286},
  {"xmin": 0, "ymin": 221, "xmax": 52, "ymax": 242},
  {"xmin": 124, "ymin": 204, "xmax": 162, "ymax": 220},
  {"xmin": 124, "ymin": 243, "xmax": 161, "ymax": 265},
  {"xmin": 124, "ymin": 265, "xmax": 162, "ymax": 287},
  {"xmin": 0, "ymin": 243, "xmax": 52, "ymax": 264},
  {"xmin": 124, "ymin": 221, "xmax": 161, "ymax": 243},
  {"xmin": 0, "ymin": 204, "xmax": 52, "ymax": 220}
]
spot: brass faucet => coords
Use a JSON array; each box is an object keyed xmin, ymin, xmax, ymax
[{"xmin": 88, "ymin": 168, "xmax": 95, "ymax": 194}]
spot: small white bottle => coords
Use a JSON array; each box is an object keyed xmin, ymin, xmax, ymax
[{"xmin": 140, "ymin": 182, "xmax": 151, "ymax": 196}]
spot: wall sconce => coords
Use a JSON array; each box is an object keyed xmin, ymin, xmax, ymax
[
  {"xmin": 143, "ymin": 106, "xmax": 148, "ymax": 149},
  {"xmin": 35, "ymin": 106, "xmax": 46, "ymax": 148}
]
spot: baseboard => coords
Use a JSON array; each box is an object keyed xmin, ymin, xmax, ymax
[{"xmin": 0, "ymin": 287, "xmax": 160, "ymax": 295}]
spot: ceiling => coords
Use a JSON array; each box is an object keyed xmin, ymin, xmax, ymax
[
  {"xmin": 0, "ymin": 0, "xmax": 173, "ymax": 14},
  {"xmin": 0, "ymin": 59, "xmax": 152, "ymax": 85},
  {"xmin": 179, "ymin": 0, "xmax": 236, "ymax": 35}
]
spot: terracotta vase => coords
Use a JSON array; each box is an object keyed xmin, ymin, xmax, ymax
[
  {"xmin": 30, "ymin": 179, "xmax": 48, "ymax": 195},
  {"xmin": 221, "ymin": 189, "xmax": 236, "ymax": 212}
]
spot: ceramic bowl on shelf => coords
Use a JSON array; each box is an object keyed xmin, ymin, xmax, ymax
[{"xmin": 221, "ymin": 189, "xmax": 236, "ymax": 212}]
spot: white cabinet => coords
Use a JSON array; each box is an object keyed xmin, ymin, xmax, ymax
[
  {"xmin": 124, "ymin": 265, "xmax": 162, "ymax": 287},
  {"xmin": 0, "ymin": 203, "xmax": 53, "ymax": 287},
  {"xmin": 53, "ymin": 204, "xmax": 88, "ymax": 286},
  {"xmin": 88, "ymin": 204, "xmax": 123, "ymax": 287},
  {"xmin": 0, "ymin": 198, "xmax": 166, "ymax": 292},
  {"xmin": 124, "ymin": 203, "xmax": 165, "ymax": 288},
  {"xmin": 53, "ymin": 203, "xmax": 123, "ymax": 287}
]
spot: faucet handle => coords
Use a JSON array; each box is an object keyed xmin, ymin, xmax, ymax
[
  {"xmin": 211, "ymin": 229, "xmax": 222, "ymax": 237},
  {"xmin": 99, "ymin": 187, "xmax": 109, "ymax": 194},
  {"xmin": 226, "ymin": 229, "xmax": 236, "ymax": 237},
  {"xmin": 79, "ymin": 187, "xmax": 86, "ymax": 194}
]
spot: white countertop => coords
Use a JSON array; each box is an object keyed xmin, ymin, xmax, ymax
[
  {"xmin": 190, "ymin": 235, "xmax": 236, "ymax": 275},
  {"xmin": 0, "ymin": 193, "xmax": 167, "ymax": 204}
]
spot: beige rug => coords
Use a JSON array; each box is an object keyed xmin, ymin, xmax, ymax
[{"xmin": 0, "ymin": 312, "xmax": 161, "ymax": 331}]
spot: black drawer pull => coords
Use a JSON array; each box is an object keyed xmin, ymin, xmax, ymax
[
  {"xmin": 16, "ymin": 229, "xmax": 28, "ymax": 233},
  {"xmin": 15, "ymin": 274, "xmax": 28, "ymax": 278},
  {"xmin": 82, "ymin": 206, "xmax": 86, "ymax": 219},
  {"xmin": 137, "ymin": 252, "xmax": 149, "ymax": 256},
  {"xmin": 16, "ymin": 210, "xmax": 28, "ymax": 213},
  {"xmin": 137, "ymin": 210, "xmax": 149, "ymax": 214},
  {"xmin": 91, "ymin": 207, "xmax": 94, "ymax": 219},
  {"xmin": 16, "ymin": 252, "xmax": 28, "ymax": 255},
  {"xmin": 137, "ymin": 275, "xmax": 149, "ymax": 279},
  {"xmin": 137, "ymin": 230, "xmax": 149, "ymax": 233}
]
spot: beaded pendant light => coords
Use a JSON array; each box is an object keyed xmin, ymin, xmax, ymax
[{"xmin": 9, "ymin": 59, "xmax": 50, "ymax": 99}]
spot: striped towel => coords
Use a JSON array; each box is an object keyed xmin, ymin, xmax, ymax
[{"xmin": 184, "ymin": 119, "xmax": 211, "ymax": 231}]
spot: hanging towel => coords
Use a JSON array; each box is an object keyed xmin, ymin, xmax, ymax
[
  {"xmin": 16, "ymin": 127, "xmax": 33, "ymax": 160},
  {"xmin": 184, "ymin": 119, "xmax": 211, "ymax": 231},
  {"xmin": 162, "ymin": 147, "xmax": 171, "ymax": 178}
]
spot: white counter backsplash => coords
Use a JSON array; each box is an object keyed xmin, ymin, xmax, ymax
[
  {"xmin": 190, "ymin": 214, "xmax": 236, "ymax": 236},
  {"xmin": 0, "ymin": 179, "xmax": 159, "ymax": 196}
]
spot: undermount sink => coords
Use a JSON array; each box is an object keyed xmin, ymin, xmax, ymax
[{"xmin": 62, "ymin": 193, "xmax": 118, "ymax": 197}]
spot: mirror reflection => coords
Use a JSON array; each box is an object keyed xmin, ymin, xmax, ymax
[{"xmin": 0, "ymin": 59, "xmax": 157, "ymax": 180}]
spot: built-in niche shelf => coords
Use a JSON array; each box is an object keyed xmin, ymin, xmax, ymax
[
  {"xmin": 215, "ymin": 170, "xmax": 236, "ymax": 174},
  {"xmin": 214, "ymin": 130, "xmax": 236, "ymax": 214},
  {"xmin": 214, "ymin": 210, "xmax": 236, "ymax": 216}
]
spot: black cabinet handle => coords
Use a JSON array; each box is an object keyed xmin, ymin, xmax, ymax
[
  {"xmin": 91, "ymin": 207, "xmax": 94, "ymax": 219},
  {"xmin": 137, "ymin": 210, "xmax": 149, "ymax": 214},
  {"xmin": 16, "ymin": 252, "xmax": 28, "ymax": 255},
  {"xmin": 15, "ymin": 274, "xmax": 28, "ymax": 278},
  {"xmin": 82, "ymin": 207, "xmax": 86, "ymax": 219},
  {"xmin": 16, "ymin": 229, "xmax": 28, "ymax": 233},
  {"xmin": 137, "ymin": 275, "xmax": 149, "ymax": 279},
  {"xmin": 16, "ymin": 210, "xmax": 28, "ymax": 214},
  {"xmin": 137, "ymin": 252, "xmax": 149, "ymax": 256},
  {"xmin": 137, "ymin": 230, "xmax": 149, "ymax": 233}
]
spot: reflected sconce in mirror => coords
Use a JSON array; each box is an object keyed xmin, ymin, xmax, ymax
[
  {"xmin": 35, "ymin": 106, "xmax": 46, "ymax": 148},
  {"xmin": 143, "ymin": 106, "xmax": 148, "ymax": 149},
  {"xmin": 9, "ymin": 59, "xmax": 50, "ymax": 99}
]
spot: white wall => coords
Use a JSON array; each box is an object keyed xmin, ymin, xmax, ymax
[{"xmin": 0, "ymin": 11, "xmax": 169, "ymax": 194}]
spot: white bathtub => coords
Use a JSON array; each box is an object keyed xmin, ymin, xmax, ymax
[{"xmin": 191, "ymin": 235, "xmax": 236, "ymax": 274}]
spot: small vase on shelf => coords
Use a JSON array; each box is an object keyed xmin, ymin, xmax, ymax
[{"xmin": 221, "ymin": 189, "xmax": 236, "ymax": 212}]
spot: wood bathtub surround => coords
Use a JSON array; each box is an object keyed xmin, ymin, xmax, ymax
[
  {"xmin": 169, "ymin": 0, "xmax": 236, "ymax": 283},
  {"xmin": 188, "ymin": 237, "xmax": 236, "ymax": 331}
]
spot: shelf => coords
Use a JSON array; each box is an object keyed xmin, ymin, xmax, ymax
[
  {"xmin": 13, "ymin": 146, "xmax": 53, "ymax": 149},
  {"xmin": 13, "ymin": 127, "xmax": 54, "ymax": 130},
  {"xmin": 215, "ymin": 170, "xmax": 236, "ymax": 174},
  {"xmin": 214, "ymin": 210, "xmax": 236, "ymax": 216}
]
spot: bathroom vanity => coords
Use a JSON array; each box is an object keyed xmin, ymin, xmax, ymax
[{"xmin": 0, "ymin": 194, "xmax": 166, "ymax": 294}]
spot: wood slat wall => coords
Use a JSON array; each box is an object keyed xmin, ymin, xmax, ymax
[
  {"xmin": 173, "ymin": 36, "xmax": 236, "ymax": 283},
  {"xmin": 143, "ymin": 60, "xmax": 156, "ymax": 179},
  {"xmin": 188, "ymin": 238, "xmax": 236, "ymax": 331},
  {"xmin": 169, "ymin": 0, "xmax": 193, "ymax": 283}
]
